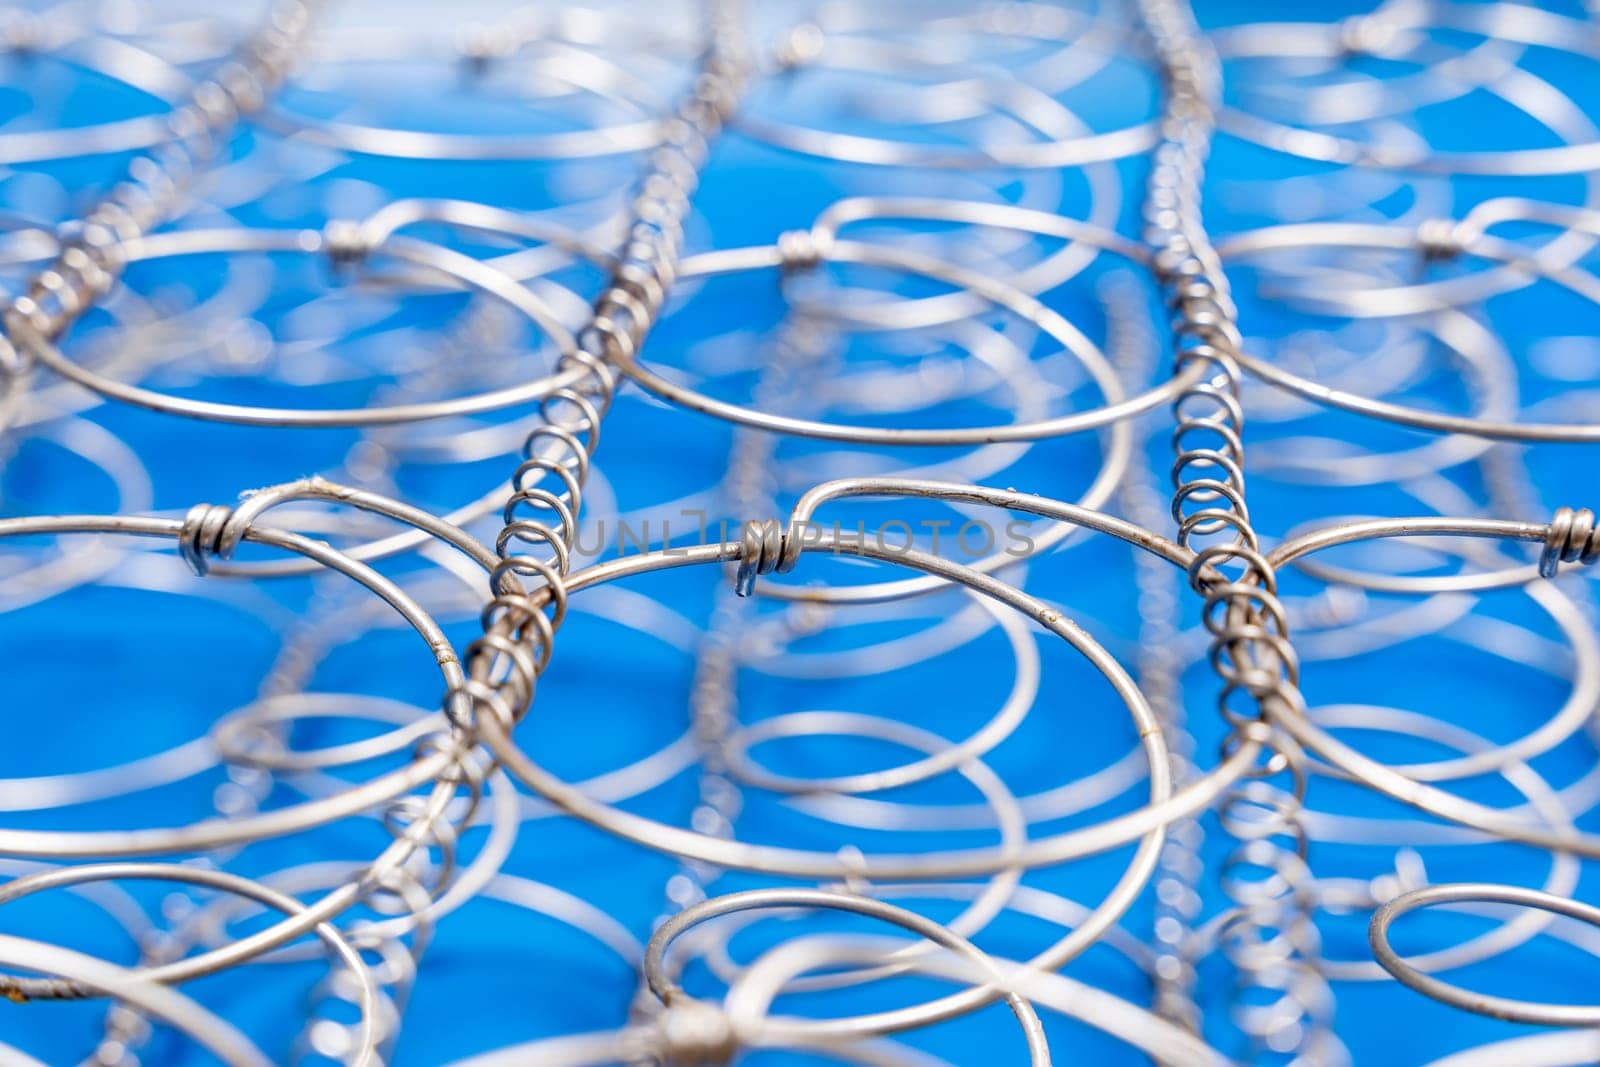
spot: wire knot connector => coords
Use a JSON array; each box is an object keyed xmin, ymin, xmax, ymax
[
  {"xmin": 734, "ymin": 517, "xmax": 799, "ymax": 596},
  {"xmin": 179, "ymin": 503, "xmax": 240, "ymax": 577},
  {"xmin": 654, "ymin": 998, "xmax": 736, "ymax": 1066},
  {"xmin": 1540, "ymin": 506, "xmax": 1600, "ymax": 579},
  {"xmin": 776, "ymin": 228, "xmax": 830, "ymax": 272}
]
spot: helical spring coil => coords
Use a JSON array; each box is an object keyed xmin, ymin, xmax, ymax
[
  {"xmin": 3, "ymin": 0, "xmax": 318, "ymax": 352},
  {"xmin": 460, "ymin": 0, "xmax": 751, "ymax": 740},
  {"xmin": 1138, "ymin": 0, "xmax": 1344, "ymax": 1060},
  {"xmin": 178, "ymin": 498, "xmax": 496, "ymax": 1066},
  {"xmin": 1104, "ymin": 271, "xmax": 1206, "ymax": 1037}
]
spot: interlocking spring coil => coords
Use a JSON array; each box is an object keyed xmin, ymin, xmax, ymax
[
  {"xmin": 3, "ymin": 0, "xmax": 318, "ymax": 350},
  {"xmin": 461, "ymin": 0, "xmax": 750, "ymax": 735},
  {"xmin": 1138, "ymin": 0, "xmax": 1343, "ymax": 1061},
  {"xmin": 7, "ymin": 0, "xmax": 1600, "ymax": 1062}
]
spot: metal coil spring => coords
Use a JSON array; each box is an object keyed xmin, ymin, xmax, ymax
[
  {"xmin": 1138, "ymin": 0, "xmax": 1343, "ymax": 1061},
  {"xmin": 288, "ymin": 729, "xmax": 488, "ymax": 1065},
  {"xmin": 639, "ymin": 313, "xmax": 834, "ymax": 1032},
  {"xmin": 296, "ymin": 934, "xmax": 412, "ymax": 1066},
  {"xmin": 47, "ymin": 9, "xmax": 754, "ymax": 1058},
  {"xmin": 265, "ymin": 601, "xmax": 437, "ymax": 1066},
  {"xmin": 460, "ymin": 0, "xmax": 751, "ymax": 734},
  {"xmin": 2, "ymin": 0, "xmax": 318, "ymax": 351},
  {"xmin": 1104, "ymin": 272, "xmax": 1205, "ymax": 1037},
  {"xmin": 90, "ymin": 394, "xmax": 335, "ymax": 1063},
  {"xmin": 179, "ymin": 504, "xmax": 491, "ymax": 1066}
]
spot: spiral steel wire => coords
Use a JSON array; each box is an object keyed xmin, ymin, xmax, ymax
[{"xmin": 0, "ymin": 0, "xmax": 1597, "ymax": 1064}]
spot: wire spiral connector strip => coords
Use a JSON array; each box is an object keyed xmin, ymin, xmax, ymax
[{"xmin": 1139, "ymin": 0, "xmax": 1344, "ymax": 1061}]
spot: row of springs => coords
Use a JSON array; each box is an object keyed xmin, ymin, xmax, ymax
[
  {"xmin": 289, "ymin": 5, "xmax": 759, "ymax": 1062},
  {"xmin": 636, "ymin": 313, "xmax": 837, "ymax": 1042},
  {"xmin": 1138, "ymin": 0, "xmax": 1345, "ymax": 1061},
  {"xmin": 458, "ymin": 0, "xmax": 752, "ymax": 735},
  {"xmin": 1, "ymin": 0, "xmax": 317, "ymax": 364}
]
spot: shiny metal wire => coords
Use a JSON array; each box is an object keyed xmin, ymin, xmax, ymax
[
  {"xmin": 0, "ymin": 0, "xmax": 1599, "ymax": 1064},
  {"xmin": 1140, "ymin": 1, "xmax": 1342, "ymax": 1060}
]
